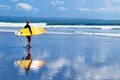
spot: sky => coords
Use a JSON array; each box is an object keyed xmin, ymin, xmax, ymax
[{"xmin": 0, "ymin": 0, "xmax": 120, "ymax": 20}]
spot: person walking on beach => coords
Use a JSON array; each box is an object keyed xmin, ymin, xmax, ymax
[{"xmin": 24, "ymin": 20, "xmax": 32, "ymax": 48}]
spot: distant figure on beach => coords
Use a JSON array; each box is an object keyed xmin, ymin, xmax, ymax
[{"xmin": 24, "ymin": 20, "xmax": 32, "ymax": 48}]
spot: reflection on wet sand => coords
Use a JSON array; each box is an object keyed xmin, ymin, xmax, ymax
[{"xmin": 14, "ymin": 48, "xmax": 45, "ymax": 74}]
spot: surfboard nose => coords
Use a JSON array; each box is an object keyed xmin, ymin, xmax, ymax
[{"xmin": 15, "ymin": 31, "xmax": 21, "ymax": 36}]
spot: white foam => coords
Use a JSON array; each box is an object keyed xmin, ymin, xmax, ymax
[
  {"xmin": 0, "ymin": 22, "xmax": 47, "ymax": 27},
  {"xmin": 46, "ymin": 31, "xmax": 120, "ymax": 37},
  {"xmin": 0, "ymin": 29, "xmax": 15, "ymax": 32},
  {"xmin": 1, "ymin": 22, "xmax": 120, "ymax": 38},
  {"xmin": 75, "ymin": 31, "xmax": 120, "ymax": 37},
  {"xmin": 46, "ymin": 31, "xmax": 74, "ymax": 34},
  {"xmin": 46, "ymin": 25, "xmax": 120, "ymax": 30},
  {"xmin": 0, "ymin": 22, "xmax": 120, "ymax": 30},
  {"xmin": 1, "ymin": 28, "xmax": 120, "ymax": 38}
]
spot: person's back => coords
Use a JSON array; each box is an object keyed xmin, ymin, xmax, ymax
[
  {"xmin": 24, "ymin": 24, "xmax": 30, "ymax": 28},
  {"xmin": 24, "ymin": 21, "xmax": 32, "ymax": 34},
  {"xmin": 24, "ymin": 21, "xmax": 32, "ymax": 48}
]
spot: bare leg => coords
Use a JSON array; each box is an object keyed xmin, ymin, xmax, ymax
[{"xmin": 26, "ymin": 36, "xmax": 31, "ymax": 48}]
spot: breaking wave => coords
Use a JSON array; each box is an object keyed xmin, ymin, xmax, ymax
[
  {"xmin": 1, "ymin": 22, "xmax": 120, "ymax": 37},
  {"xmin": 74, "ymin": 31, "xmax": 120, "ymax": 37},
  {"xmin": 0, "ymin": 22, "xmax": 120, "ymax": 29},
  {"xmin": 0, "ymin": 22, "xmax": 46, "ymax": 27},
  {"xmin": 45, "ymin": 31, "xmax": 120, "ymax": 37}
]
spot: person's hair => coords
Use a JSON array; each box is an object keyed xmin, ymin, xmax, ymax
[{"xmin": 26, "ymin": 20, "xmax": 30, "ymax": 23}]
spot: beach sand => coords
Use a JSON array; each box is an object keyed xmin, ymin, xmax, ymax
[{"xmin": 1, "ymin": 32, "xmax": 120, "ymax": 80}]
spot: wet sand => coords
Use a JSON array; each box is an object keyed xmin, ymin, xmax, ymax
[{"xmin": 0, "ymin": 32, "xmax": 120, "ymax": 80}]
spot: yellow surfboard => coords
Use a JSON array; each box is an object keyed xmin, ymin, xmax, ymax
[
  {"xmin": 15, "ymin": 60, "xmax": 45, "ymax": 69},
  {"xmin": 15, "ymin": 27, "xmax": 46, "ymax": 36}
]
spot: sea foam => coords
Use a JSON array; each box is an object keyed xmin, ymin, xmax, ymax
[
  {"xmin": 1, "ymin": 22, "xmax": 120, "ymax": 37},
  {"xmin": 0, "ymin": 22, "xmax": 46, "ymax": 27},
  {"xmin": 0, "ymin": 22, "xmax": 120, "ymax": 30}
]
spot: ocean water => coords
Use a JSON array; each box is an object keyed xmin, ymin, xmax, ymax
[
  {"xmin": 1, "ymin": 16, "xmax": 120, "ymax": 37},
  {"xmin": 1, "ymin": 17, "xmax": 120, "ymax": 80}
]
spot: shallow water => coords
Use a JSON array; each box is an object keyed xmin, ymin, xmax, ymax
[{"xmin": 0, "ymin": 32, "xmax": 120, "ymax": 80}]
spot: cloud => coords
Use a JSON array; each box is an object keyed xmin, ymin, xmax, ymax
[
  {"xmin": 104, "ymin": 0, "xmax": 120, "ymax": 8},
  {"xmin": 0, "ymin": 5, "xmax": 10, "ymax": 10},
  {"xmin": 76, "ymin": 6, "xmax": 120, "ymax": 12},
  {"xmin": 80, "ymin": 0, "xmax": 86, "ymax": 3},
  {"xmin": 16, "ymin": 3, "xmax": 38, "ymax": 11},
  {"xmin": 106, "ymin": 0, "xmax": 120, "ymax": 4},
  {"xmin": 75, "ymin": 0, "xmax": 120, "ymax": 13},
  {"xmin": 76, "ymin": 7, "xmax": 90, "ymax": 12},
  {"xmin": 11, "ymin": 0, "xmax": 19, "ymax": 2},
  {"xmin": 58, "ymin": 6, "xmax": 68, "ymax": 11},
  {"xmin": 104, "ymin": 0, "xmax": 120, "ymax": 7},
  {"xmin": 51, "ymin": 0, "xmax": 64, "ymax": 5},
  {"xmin": 17, "ymin": 3, "xmax": 32, "ymax": 11}
]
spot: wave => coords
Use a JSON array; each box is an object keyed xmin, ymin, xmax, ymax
[
  {"xmin": 0, "ymin": 29, "xmax": 15, "ymax": 32},
  {"xmin": 0, "ymin": 22, "xmax": 120, "ymax": 30},
  {"xmin": 0, "ymin": 22, "xmax": 46, "ymax": 27},
  {"xmin": 46, "ymin": 31, "xmax": 120, "ymax": 37},
  {"xmin": 1, "ymin": 29, "xmax": 120, "ymax": 37},
  {"xmin": 1, "ymin": 22, "xmax": 120, "ymax": 37},
  {"xmin": 75, "ymin": 31, "xmax": 120, "ymax": 37},
  {"xmin": 46, "ymin": 25, "xmax": 120, "ymax": 30},
  {"xmin": 46, "ymin": 31, "xmax": 74, "ymax": 35}
]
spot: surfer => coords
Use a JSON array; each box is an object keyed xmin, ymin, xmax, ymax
[{"xmin": 24, "ymin": 21, "xmax": 32, "ymax": 48}]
